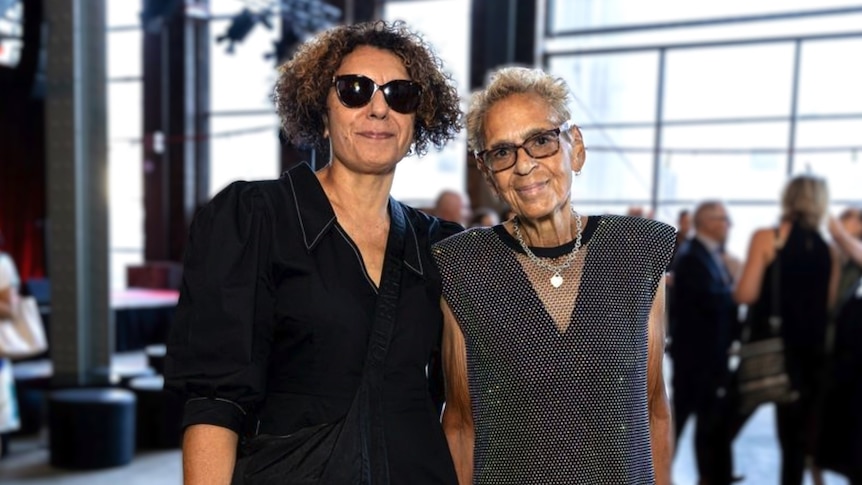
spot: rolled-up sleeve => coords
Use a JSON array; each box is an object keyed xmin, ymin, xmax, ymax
[{"xmin": 164, "ymin": 181, "xmax": 274, "ymax": 434}]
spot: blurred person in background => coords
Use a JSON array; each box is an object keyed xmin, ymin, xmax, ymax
[
  {"xmin": 0, "ymin": 231, "xmax": 22, "ymax": 458},
  {"xmin": 434, "ymin": 189, "xmax": 470, "ymax": 226},
  {"xmin": 165, "ymin": 20, "xmax": 463, "ymax": 485},
  {"xmin": 733, "ymin": 174, "xmax": 840, "ymax": 485},
  {"xmin": 814, "ymin": 211, "xmax": 862, "ymax": 484},
  {"xmin": 670, "ymin": 209, "xmax": 692, "ymax": 267},
  {"xmin": 433, "ymin": 66, "xmax": 674, "ymax": 485},
  {"xmin": 467, "ymin": 207, "xmax": 500, "ymax": 228},
  {"xmin": 675, "ymin": 209, "xmax": 692, "ymax": 248},
  {"xmin": 668, "ymin": 201, "xmax": 739, "ymax": 485},
  {"xmin": 833, "ymin": 207, "xmax": 862, "ymax": 298}
]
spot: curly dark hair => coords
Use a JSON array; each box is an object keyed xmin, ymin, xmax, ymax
[{"xmin": 274, "ymin": 20, "xmax": 462, "ymax": 160}]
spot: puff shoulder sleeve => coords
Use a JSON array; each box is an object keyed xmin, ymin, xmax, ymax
[{"xmin": 164, "ymin": 181, "xmax": 275, "ymax": 434}]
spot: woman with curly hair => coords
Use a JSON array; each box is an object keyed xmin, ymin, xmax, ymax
[{"xmin": 165, "ymin": 20, "xmax": 462, "ymax": 485}]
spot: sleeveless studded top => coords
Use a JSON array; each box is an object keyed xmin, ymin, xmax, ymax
[{"xmin": 432, "ymin": 214, "xmax": 675, "ymax": 485}]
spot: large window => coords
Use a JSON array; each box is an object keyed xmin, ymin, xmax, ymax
[
  {"xmin": 544, "ymin": 1, "xmax": 862, "ymax": 257},
  {"xmin": 0, "ymin": 0, "xmax": 23, "ymax": 68},
  {"xmin": 107, "ymin": 2, "xmax": 144, "ymax": 290},
  {"xmin": 550, "ymin": 52, "xmax": 657, "ymax": 205},
  {"xmin": 384, "ymin": 0, "xmax": 470, "ymax": 207},
  {"xmin": 208, "ymin": 0, "xmax": 281, "ymax": 197}
]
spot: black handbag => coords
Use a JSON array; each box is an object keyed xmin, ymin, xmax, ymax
[
  {"xmin": 735, "ymin": 231, "xmax": 799, "ymax": 415},
  {"xmin": 231, "ymin": 198, "xmax": 408, "ymax": 485}
]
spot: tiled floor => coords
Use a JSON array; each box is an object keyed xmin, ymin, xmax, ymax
[
  {"xmin": 673, "ymin": 403, "xmax": 849, "ymax": 485},
  {"xmin": 0, "ymin": 354, "xmax": 853, "ymax": 484},
  {"xmin": 0, "ymin": 433, "xmax": 182, "ymax": 484},
  {"xmin": 0, "ymin": 405, "xmax": 851, "ymax": 484}
]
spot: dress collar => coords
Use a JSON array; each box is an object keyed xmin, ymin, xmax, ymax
[{"xmin": 283, "ymin": 162, "xmax": 425, "ymax": 277}]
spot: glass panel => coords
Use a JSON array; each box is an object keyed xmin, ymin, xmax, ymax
[
  {"xmin": 108, "ymin": 81, "xmax": 142, "ymax": 141},
  {"xmin": 209, "ymin": 2, "xmax": 282, "ymax": 198},
  {"xmin": 664, "ymin": 44, "xmax": 795, "ymax": 120},
  {"xmin": 662, "ymin": 122, "xmax": 789, "ymax": 150},
  {"xmin": 795, "ymin": 119, "xmax": 862, "ymax": 149},
  {"xmin": 575, "ymin": 127, "xmax": 654, "ymax": 202},
  {"xmin": 798, "ymin": 38, "xmax": 862, "ymax": 115},
  {"xmin": 209, "ymin": 116, "xmax": 280, "ymax": 196},
  {"xmin": 549, "ymin": 0, "xmax": 862, "ymax": 32},
  {"xmin": 546, "ymin": 14, "xmax": 862, "ymax": 54},
  {"xmin": 109, "ymin": 111, "xmax": 144, "ymax": 291},
  {"xmin": 660, "ymin": 152, "xmax": 786, "ymax": 202},
  {"xmin": 794, "ymin": 119, "xmax": 862, "ymax": 201},
  {"xmin": 106, "ymin": 1, "xmax": 144, "ymax": 27},
  {"xmin": 107, "ymin": 30, "xmax": 142, "ymax": 79},
  {"xmin": 792, "ymin": 153, "xmax": 862, "ymax": 202},
  {"xmin": 0, "ymin": 1, "xmax": 23, "ymax": 68},
  {"xmin": 550, "ymin": 52, "xmax": 658, "ymax": 123},
  {"xmin": 210, "ymin": 17, "xmax": 281, "ymax": 112},
  {"xmin": 107, "ymin": 0, "xmax": 144, "ymax": 290},
  {"xmin": 659, "ymin": 123, "xmax": 789, "ymax": 201},
  {"xmin": 385, "ymin": 0, "xmax": 470, "ymax": 206},
  {"xmin": 109, "ymin": 141, "xmax": 144, "ymax": 244}
]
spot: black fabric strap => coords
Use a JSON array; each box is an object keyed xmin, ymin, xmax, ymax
[
  {"xmin": 322, "ymin": 197, "xmax": 407, "ymax": 485},
  {"xmin": 361, "ymin": 198, "xmax": 407, "ymax": 484},
  {"xmin": 362, "ymin": 198, "xmax": 407, "ymax": 369}
]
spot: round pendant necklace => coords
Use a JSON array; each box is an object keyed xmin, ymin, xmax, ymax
[{"xmin": 512, "ymin": 206, "xmax": 583, "ymax": 288}]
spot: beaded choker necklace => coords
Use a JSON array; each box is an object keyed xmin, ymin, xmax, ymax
[{"xmin": 512, "ymin": 206, "xmax": 583, "ymax": 288}]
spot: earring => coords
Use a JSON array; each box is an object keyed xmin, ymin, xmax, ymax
[{"xmin": 574, "ymin": 169, "xmax": 582, "ymax": 176}]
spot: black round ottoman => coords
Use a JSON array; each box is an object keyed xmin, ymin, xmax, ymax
[
  {"xmin": 128, "ymin": 375, "xmax": 183, "ymax": 449},
  {"xmin": 48, "ymin": 388, "xmax": 136, "ymax": 469}
]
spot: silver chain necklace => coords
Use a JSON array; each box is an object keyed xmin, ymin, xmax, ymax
[{"xmin": 512, "ymin": 206, "xmax": 583, "ymax": 288}]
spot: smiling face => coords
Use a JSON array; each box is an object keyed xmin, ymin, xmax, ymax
[
  {"xmin": 325, "ymin": 45, "xmax": 416, "ymax": 175},
  {"xmin": 480, "ymin": 92, "xmax": 584, "ymax": 224}
]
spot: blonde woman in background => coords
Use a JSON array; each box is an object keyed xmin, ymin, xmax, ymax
[{"xmin": 733, "ymin": 174, "xmax": 840, "ymax": 485}]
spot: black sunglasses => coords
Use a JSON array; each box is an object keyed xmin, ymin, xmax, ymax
[{"xmin": 332, "ymin": 74, "xmax": 421, "ymax": 114}]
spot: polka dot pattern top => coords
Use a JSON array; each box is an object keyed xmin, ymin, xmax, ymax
[{"xmin": 432, "ymin": 214, "xmax": 675, "ymax": 485}]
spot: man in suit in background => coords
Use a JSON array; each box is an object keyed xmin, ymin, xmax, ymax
[{"xmin": 668, "ymin": 200, "xmax": 739, "ymax": 485}]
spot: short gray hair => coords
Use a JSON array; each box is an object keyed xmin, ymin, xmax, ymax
[{"xmin": 466, "ymin": 66, "xmax": 572, "ymax": 154}]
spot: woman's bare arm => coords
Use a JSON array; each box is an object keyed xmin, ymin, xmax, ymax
[
  {"xmin": 734, "ymin": 228, "xmax": 774, "ymax": 304},
  {"xmin": 0, "ymin": 286, "xmax": 13, "ymax": 319},
  {"xmin": 827, "ymin": 243, "xmax": 842, "ymax": 309},
  {"xmin": 182, "ymin": 424, "xmax": 239, "ymax": 485},
  {"xmin": 647, "ymin": 278, "xmax": 672, "ymax": 485},
  {"xmin": 440, "ymin": 299, "xmax": 474, "ymax": 485}
]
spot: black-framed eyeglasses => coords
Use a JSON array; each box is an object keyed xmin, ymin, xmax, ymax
[
  {"xmin": 332, "ymin": 74, "xmax": 421, "ymax": 114},
  {"xmin": 475, "ymin": 121, "xmax": 572, "ymax": 173}
]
